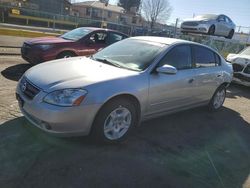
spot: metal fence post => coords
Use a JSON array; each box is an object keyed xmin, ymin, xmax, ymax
[
  {"xmin": 53, "ymin": 15, "xmax": 55, "ymax": 30},
  {"xmin": 174, "ymin": 18, "xmax": 179, "ymax": 38},
  {"xmin": 2, "ymin": 11, "xmax": 4, "ymax": 23}
]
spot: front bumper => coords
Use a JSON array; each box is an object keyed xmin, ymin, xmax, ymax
[
  {"xmin": 16, "ymin": 82, "xmax": 102, "ymax": 137},
  {"xmin": 21, "ymin": 46, "xmax": 55, "ymax": 65},
  {"xmin": 233, "ymin": 73, "xmax": 250, "ymax": 87},
  {"xmin": 181, "ymin": 24, "xmax": 210, "ymax": 34}
]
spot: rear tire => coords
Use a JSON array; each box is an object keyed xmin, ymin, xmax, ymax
[
  {"xmin": 226, "ymin": 29, "xmax": 234, "ymax": 39},
  {"xmin": 208, "ymin": 85, "xmax": 226, "ymax": 111},
  {"xmin": 57, "ymin": 51, "xmax": 75, "ymax": 59},
  {"xmin": 91, "ymin": 98, "xmax": 137, "ymax": 143}
]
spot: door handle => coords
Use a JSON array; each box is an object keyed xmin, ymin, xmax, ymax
[{"xmin": 188, "ymin": 78, "xmax": 194, "ymax": 83}]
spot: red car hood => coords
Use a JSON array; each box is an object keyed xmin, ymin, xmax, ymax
[{"xmin": 26, "ymin": 36, "xmax": 73, "ymax": 45}]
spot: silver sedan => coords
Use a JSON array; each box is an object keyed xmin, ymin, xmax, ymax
[
  {"xmin": 181, "ymin": 14, "xmax": 236, "ymax": 39},
  {"xmin": 16, "ymin": 37, "xmax": 233, "ymax": 143}
]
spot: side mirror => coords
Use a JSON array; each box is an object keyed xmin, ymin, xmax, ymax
[{"xmin": 156, "ymin": 64, "xmax": 177, "ymax": 74}]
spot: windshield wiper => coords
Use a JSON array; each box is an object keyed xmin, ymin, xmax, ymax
[
  {"xmin": 94, "ymin": 58, "xmax": 124, "ymax": 68},
  {"xmin": 91, "ymin": 57, "xmax": 139, "ymax": 71}
]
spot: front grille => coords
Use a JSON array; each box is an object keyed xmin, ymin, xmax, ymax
[
  {"xmin": 234, "ymin": 73, "xmax": 250, "ymax": 82},
  {"xmin": 181, "ymin": 27, "xmax": 198, "ymax": 31},
  {"xmin": 20, "ymin": 77, "xmax": 40, "ymax": 99},
  {"xmin": 182, "ymin": 22, "xmax": 199, "ymax": 26},
  {"xmin": 232, "ymin": 63, "xmax": 244, "ymax": 72}
]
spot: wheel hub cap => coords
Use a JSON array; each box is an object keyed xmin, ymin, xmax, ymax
[
  {"xmin": 104, "ymin": 106, "xmax": 132, "ymax": 140},
  {"xmin": 213, "ymin": 90, "xmax": 225, "ymax": 109}
]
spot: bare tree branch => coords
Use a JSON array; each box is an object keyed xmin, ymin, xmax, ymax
[{"xmin": 142, "ymin": 0, "xmax": 172, "ymax": 29}]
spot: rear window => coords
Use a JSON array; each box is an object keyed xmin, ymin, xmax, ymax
[{"xmin": 193, "ymin": 46, "xmax": 220, "ymax": 68}]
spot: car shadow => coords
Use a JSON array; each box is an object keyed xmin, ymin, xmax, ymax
[
  {"xmin": 227, "ymin": 83, "xmax": 250, "ymax": 99},
  {"xmin": 0, "ymin": 106, "xmax": 250, "ymax": 188},
  {"xmin": 1, "ymin": 63, "xmax": 31, "ymax": 81}
]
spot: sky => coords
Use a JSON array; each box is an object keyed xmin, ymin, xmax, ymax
[{"xmin": 76, "ymin": 0, "xmax": 250, "ymax": 28}]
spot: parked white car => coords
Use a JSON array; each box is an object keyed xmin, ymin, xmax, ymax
[
  {"xmin": 181, "ymin": 14, "xmax": 236, "ymax": 39},
  {"xmin": 227, "ymin": 46, "xmax": 250, "ymax": 86}
]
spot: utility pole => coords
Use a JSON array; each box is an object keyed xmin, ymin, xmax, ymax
[{"xmin": 174, "ymin": 18, "xmax": 179, "ymax": 38}]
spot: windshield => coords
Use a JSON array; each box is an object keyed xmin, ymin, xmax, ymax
[
  {"xmin": 240, "ymin": 47, "xmax": 250, "ymax": 55},
  {"xmin": 195, "ymin": 14, "xmax": 218, "ymax": 20},
  {"xmin": 92, "ymin": 39, "xmax": 166, "ymax": 71},
  {"xmin": 60, "ymin": 28, "xmax": 91, "ymax": 41}
]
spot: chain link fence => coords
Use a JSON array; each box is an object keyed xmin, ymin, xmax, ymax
[{"xmin": 0, "ymin": 4, "xmax": 249, "ymax": 56}]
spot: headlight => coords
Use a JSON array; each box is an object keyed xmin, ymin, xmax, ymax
[
  {"xmin": 43, "ymin": 89, "xmax": 87, "ymax": 107},
  {"xmin": 37, "ymin": 44, "xmax": 53, "ymax": 51}
]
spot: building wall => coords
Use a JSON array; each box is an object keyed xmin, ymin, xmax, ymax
[
  {"xmin": 72, "ymin": 5, "xmax": 143, "ymax": 26},
  {"xmin": 0, "ymin": 0, "xmax": 71, "ymax": 15}
]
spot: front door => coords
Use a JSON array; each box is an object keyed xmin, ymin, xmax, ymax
[
  {"xmin": 79, "ymin": 31, "xmax": 108, "ymax": 56},
  {"xmin": 147, "ymin": 45, "xmax": 196, "ymax": 115}
]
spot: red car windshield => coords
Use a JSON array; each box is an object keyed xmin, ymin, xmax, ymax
[{"xmin": 60, "ymin": 28, "xmax": 92, "ymax": 41}]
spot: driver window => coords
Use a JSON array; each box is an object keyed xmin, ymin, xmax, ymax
[
  {"xmin": 158, "ymin": 45, "xmax": 192, "ymax": 70},
  {"xmin": 89, "ymin": 32, "xmax": 107, "ymax": 44},
  {"xmin": 218, "ymin": 16, "xmax": 225, "ymax": 22}
]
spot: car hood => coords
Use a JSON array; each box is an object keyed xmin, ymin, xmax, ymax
[
  {"xmin": 229, "ymin": 54, "xmax": 250, "ymax": 65},
  {"xmin": 183, "ymin": 18, "xmax": 213, "ymax": 22},
  {"xmin": 25, "ymin": 36, "xmax": 73, "ymax": 45},
  {"xmin": 24, "ymin": 57, "xmax": 138, "ymax": 92}
]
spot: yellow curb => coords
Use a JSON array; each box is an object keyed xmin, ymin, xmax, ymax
[{"xmin": 0, "ymin": 27, "xmax": 60, "ymax": 38}]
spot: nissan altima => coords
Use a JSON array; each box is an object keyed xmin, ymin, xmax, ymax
[{"xmin": 16, "ymin": 37, "xmax": 233, "ymax": 143}]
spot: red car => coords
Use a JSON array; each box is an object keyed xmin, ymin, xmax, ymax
[{"xmin": 21, "ymin": 27, "xmax": 128, "ymax": 64}]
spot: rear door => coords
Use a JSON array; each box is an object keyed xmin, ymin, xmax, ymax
[
  {"xmin": 148, "ymin": 44, "xmax": 197, "ymax": 115},
  {"xmin": 191, "ymin": 45, "xmax": 223, "ymax": 102},
  {"xmin": 215, "ymin": 15, "xmax": 227, "ymax": 36}
]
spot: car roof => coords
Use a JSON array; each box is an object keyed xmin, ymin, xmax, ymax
[
  {"xmin": 130, "ymin": 36, "xmax": 195, "ymax": 45},
  {"xmin": 79, "ymin": 27, "xmax": 128, "ymax": 36}
]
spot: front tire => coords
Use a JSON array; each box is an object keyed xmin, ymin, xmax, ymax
[
  {"xmin": 57, "ymin": 51, "xmax": 75, "ymax": 59},
  {"xmin": 208, "ymin": 85, "xmax": 226, "ymax": 111},
  {"xmin": 208, "ymin": 25, "xmax": 215, "ymax": 35},
  {"xmin": 91, "ymin": 98, "xmax": 137, "ymax": 143}
]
